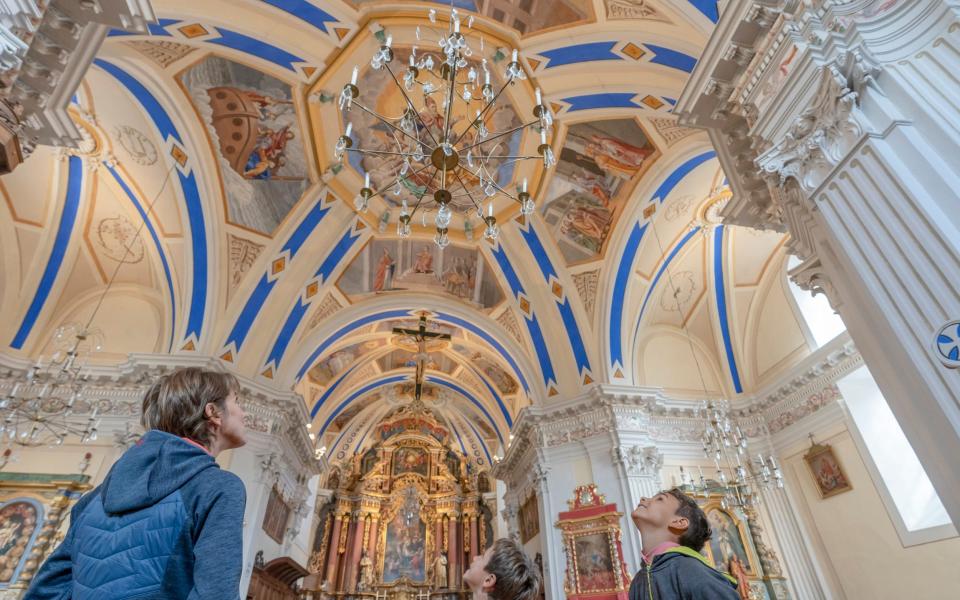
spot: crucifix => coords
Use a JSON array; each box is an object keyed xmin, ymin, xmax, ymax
[{"xmin": 392, "ymin": 313, "xmax": 451, "ymax": 402}]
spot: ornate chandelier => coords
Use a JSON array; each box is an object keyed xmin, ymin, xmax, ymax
[
  {"xmin": 0, "ymin": 323, "xmax": 104, "ymax": 448},
  {"xmin": 333, "ymin": 6, "xmax": 556, "ymax": 247},
  {"xmin": 681, "ymin": 400, "xmax": 783, "ymax": 510}
]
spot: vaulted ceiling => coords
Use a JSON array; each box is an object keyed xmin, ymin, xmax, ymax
[{"xmin": 0, "ymin": 0, "xmax": 818, "ymax": 466}]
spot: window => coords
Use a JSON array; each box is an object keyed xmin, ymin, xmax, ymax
[
  {"xmin": 262, "ymin": 487, "xmax": 291, "ymax": 543},
  {"xmin": 838, "ymin": 365, "xmax": 956, "ymax": 544},
  {"xmin": 786, "ymin": 256, "xmax": 846, "ymax": 347}
]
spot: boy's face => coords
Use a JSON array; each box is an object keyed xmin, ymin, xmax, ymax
[
  {"xmin": 463, "ymin": 547, "xmax": 495, "ymax": 593},
  {"xmin": 631, "ymin": 492, "xmax": 685, "ymax": 532}
]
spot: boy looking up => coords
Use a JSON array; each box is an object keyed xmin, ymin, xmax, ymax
[{"xmin": 629, "ymin": 488, "xmax": 739, "ymax": 599}]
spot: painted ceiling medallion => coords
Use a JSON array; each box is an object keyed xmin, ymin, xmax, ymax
[
  {"xmin": 334, "ymin": 7, "xmax": 558, "ymax": 247},
  {"xmin": 934, "ymin": 320, "xmax": 960, "ymax": 369}
]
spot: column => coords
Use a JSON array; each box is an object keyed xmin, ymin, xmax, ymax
[
  {"xmin": 447, "ymin": 513, "xmax": 459, "ymax": 588},
  {"xmin": 367, "ymin": 515, "xmax": 379, "ymax": 558},
  {"xmin": 346, "ymin": 513, "xmax": 366, "ymax": 592},
  {"xmin": 335, "ymin": 513, "xmax": 351, "ymax": 591},
  {"xmin": 324, "ymin": 513, "xmax": 343, "ymax": 588},
  {"xmin": 611, "ymin": 444, "xmax": 662, "ymax": 569},
  {"xmin": 469, "ymin": 513, "xmax": 479, "ymax": 563}
]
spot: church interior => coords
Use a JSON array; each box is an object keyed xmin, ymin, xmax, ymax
[{"xmin": 0, "ymin": 0, "xmax": 959, "ymax": 598}]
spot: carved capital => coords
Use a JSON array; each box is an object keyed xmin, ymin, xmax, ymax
[
  {"xmin": 615, "ymin": 445, "xmax": 664, "ymax": 478},
  {"xmin": 788, "ymin": 255, "xmax": 841, "ymax": 311}
]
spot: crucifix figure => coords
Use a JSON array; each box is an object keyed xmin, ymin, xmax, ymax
[{"xmin": 393, "ymin": 313, "xmax": 451, "ymax": 402}]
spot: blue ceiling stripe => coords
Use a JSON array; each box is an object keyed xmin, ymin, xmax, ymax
[
  {"xmin": 644, "ymin": 44, "xmax": 698, "ymax": 73},
  {"xmin": 489, "ymin": 244, "xmax": 526, "ymax": 297},
  {"xmin": 10, "ymin": 156, "xmax": 83, "ymax": 350},
  {"xmin": 354, "ymin": 406, "xmax": 388, "ymax": 453},
  {"xmin": 297, "ymin": 309, "xmax": 410, "ymax": 381},
  {"xmin": 426, "ymin": 375, "xmax": 504, "ymax": 446},
  {"xmin": 688, "ymin": 0, "xmax": 719, "ymax": 23},
  {"xmin": 320, "ymin": 375, "xmax": 406, "ymax": 434},
  {"xmin": 259, "ymin": 0, "xmax": 337, "ymax": 33},
  {"xmin": 208, "ymin": 28, "xmax": 305, "ymax": 72},
  {"xmin": 563, "ymin": 93, "xmax": 640, "ymax": 112},
  {"xmin": 106, "ymin": 166, "xmax": 177, "ymax": 352},
  {"xmin": 311, "ymin": 362, "xmax": 360, "ymax": 419},
  {"xmin": 225, "ymin": 201, "xmax": 330, "ymax": 353},
  {"xmin": 518, "ymin": 226, "xmax": 591, "ymax": 374},
  {"xmin": 95, "ymin": 60, "xmax": 208, "ymax": 342},
  {"xmin": 541, "ymin": 42, "xmax": 619, "ymax": 69},
  {"xmin": 652, "ymin": 151, "xmax": 716, "ymax": 202},
  {"xmin": 609, "ymin": 222, "xmax": 648, "ymax": 368},
  {"xmin": 265, "ymin": 226, "xmax": 360, "ymax": 368},
  {"xmin": 467, "ymin": 364, "xmax": 512, "ymax": 429},
  {"xmin": 632, "ymin": 226, "xmax": 701, "ymax": 344},
  {"xmin": 714, "ymin": 225, "xmax": 743, "ymax": 393},
  {"xmin": 434, "ymin": 311, "xmax": 530, "ymax": 394}
]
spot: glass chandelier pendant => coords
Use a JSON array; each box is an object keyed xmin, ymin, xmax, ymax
[
  {"xmin": 434, "ymin": 227, "xmax": 450, "ymax": 248},
  {"xmin": 483, "ymin": 203, "xmax": 499, "ymax": 241}
]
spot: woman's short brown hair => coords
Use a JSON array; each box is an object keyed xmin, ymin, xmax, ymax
[
  {"xmin": 141, "ymin": 367, "xmax": 240, "ymax": 448},
  {"xmin": 486, "ymin": 538, "xmax": 541, "ymax": 600}
]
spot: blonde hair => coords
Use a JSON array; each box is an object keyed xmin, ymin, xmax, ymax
[{"xmin": 141, "ymin": 367, "xmax": 240, "ymax": 448}]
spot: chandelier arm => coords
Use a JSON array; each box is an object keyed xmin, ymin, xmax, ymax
[
  {"xmin": 471, "ymin": 154, "xmax": 541, "ymax": 160},
  {"xmin": 369, "ymin": 162, "xmax": 437, "ymax": 202},
  {"xmin": 352, "ymin": 101, "xmax": 426, "ymax": 149},
  {"xmin": 345, "ymin": 148, "xmax": 420, "ymax": 158},
  {"xmin": 384, "ymin": 62, "xmax": 440, "ymax": 147},
  {"xmin": 407, "ymin": 168, "xmax": 440, "ymax": 220},
  {"xmin": 478, "ymin": 176, "xmax": 520, "ymax": 202},
  {"xmin": 450, "ymin": 74, "xmax": 514, "ymax": 147},
  {"xmin": 458, "ymin": 119, "xmax": 539, "ymax": 153},
  {"xmin": 452, "ymin": 168, "xmax": 482, "ymax": 212},
  {"xmin": 442, "ymin": 56, "xmax": 459, "ymax": 145}
]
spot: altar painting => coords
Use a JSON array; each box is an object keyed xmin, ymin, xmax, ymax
[
  {"xmin": 704, "ymin": 508, "xmax": 753, "ymax": 575},
  {"xmin": 541, "ymin": 119, "xmax": 658, "ymax": 263},
  {"xmin": 0, "ymin": 500, "xmax": 39, "ymax": 584},
  {"xmin": 337, "ymin": 239, "xmax": 504, "ymax": 309},
  {"xmin": 574, "ymin": 532, "xmax": 616, "ymax": 592},
  {"xmin": 392, "ymin": 446, "xmax": 429, "ymax": 477},
  {"xmin": 382, "ymin": 489, "xmax": 426, "ymax": 583},
  {"xmin": 181, "ymin": 56, "xmax": 308, "ymax": 236}
]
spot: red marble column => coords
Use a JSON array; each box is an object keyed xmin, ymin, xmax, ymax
[
  {"xmin": 448, "ymin": 514, "xmax": 458, "ymax": 588},
  {"xmin": 469, "ymin": 514, "xmax": 479, "ymax": 563},
  {"xmin": 336, "ymin": 515, "xmax": 352, "ymax": 592},
  {"xmin": 324, "ymin": 515, "xmax": 343, "ymax": 588},
  {"xmin": 347, "ymin": 515, "xmax": 366, "ymax": 591},
  {"xmin": 366, "ymin": 516, "xmax": 379, "ymax": 558}
]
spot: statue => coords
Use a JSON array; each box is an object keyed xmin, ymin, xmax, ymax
[
  {"xmin": 728, "ymin": 555, "xmax": 753, "ymax": 600},
  {"xmin": 431, "ymin": 552, "xmax": 448, "ymax": 589},
  {"xmin": 359, "ymin": 550, "xmax": 374, "ymax": 590}
]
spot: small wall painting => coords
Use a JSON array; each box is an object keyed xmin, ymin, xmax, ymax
[
  {"xmin": 0, "ymin": 500, "xmax": 39, "ymax": 584},
  {"xmin": 518, "ymin": 493, "xmax": 539, "ymax": 544},
  {"xmin": 392, "ymin": 446, "xmax": 429, "ymax": 477},
  {"xmin": 573, "ymin": 532, "xmax": 616, "ymax": 592},
  {"xmin": 804, "ymin": 442, "xmax": 852, "ymax": 499}
]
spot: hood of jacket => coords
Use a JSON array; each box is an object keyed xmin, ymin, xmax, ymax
[
  {"xmin": 100, "ymin": 429, "xmax": 218, "ymax": 514},
  {"xmin": 651, "ymin": 546, "xmax": 739, "ymax": 586}
]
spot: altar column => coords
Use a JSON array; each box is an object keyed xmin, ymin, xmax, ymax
[
  {"xmin": 346, "ymin": 512, "xmax": 367, "ymax": 591},
  {"xmin": 469, "ymin": 513, "xmax": 479, "ymax": 564},
  {"xmin": 366, "ymin": 514, "xmax": 379, "ymax": 558},
  {"xmin": 324, "ymin": 512, "xmax": 343, "ymax": 587},
  {"xmin": 447, "ymin": 512, "xmax": 459, "ymax": 588},
  {"xmin": 335, "ymin": 513, "xmax": 352, "ymax": 591}
]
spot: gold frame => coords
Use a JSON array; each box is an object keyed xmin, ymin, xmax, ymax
[
  {"xmin": 697, "ymin": 501, "xmax": 760, "ymax": 576},
  {"xmin": 0, "ymin": 472, "xmax": 91, "ymax": 591},
  {"xmin": 803, "ymin": 442, "xmax": 852, "ymax": 499}
]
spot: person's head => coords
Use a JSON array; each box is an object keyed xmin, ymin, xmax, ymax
[
  {"xmin": 463, "ymin": 538, "xmax": 540, "ymax": 600},
  {"xmin": 141, "ymin": 367, "xmax": 246, "ymax": 455},
  {"xmin": 631, "ymin": 488, "xmax": 712, "ymax": 551}
]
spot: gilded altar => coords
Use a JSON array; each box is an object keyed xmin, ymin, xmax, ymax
[{"xmin": 304, "ymin": 401, "xmax": 494, "ymax": 598}]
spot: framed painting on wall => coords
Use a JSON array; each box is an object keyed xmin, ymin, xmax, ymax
[
  {"xmin": 803, "ymin": 442, "xmax": 852, "ymax": 499},
  {"xmin": 518, "ymin": 493, "xmax": 539, "ymax": 544}
]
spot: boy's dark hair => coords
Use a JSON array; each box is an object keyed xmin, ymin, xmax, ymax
[
  {"xmin": 141, "ymin": 367, "xmax": 240, "ymax": 448},
  {"xmin": 666, "ymin": 488, "xmax": 712, "ymax": 551},
  {"xmin": 486, "ymin": 538, "xmax": 541, "ymax": 600}
]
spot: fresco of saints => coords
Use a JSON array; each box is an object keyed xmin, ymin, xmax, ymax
[
  {"xmin": 413, "ymin": 246, "xmax": 434, "ymax": 274},
  {"xmin": 373, "ymin": 247, "xmax": 396, "ymax": 292},
  {"xmin": 584, "ymin": 134, "xmax": 653, "ymax": 178}
]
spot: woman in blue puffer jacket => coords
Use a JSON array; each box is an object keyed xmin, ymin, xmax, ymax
[{"xmin": 24, "ymin": 367, "xmax": 249, "ymax": 600}]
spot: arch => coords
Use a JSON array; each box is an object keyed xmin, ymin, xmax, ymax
[
  {"xmin": 635, "ymin": 325, "xmax": 726, "ymax": 395},
  {"xmin": 282, "ymin": 294, "xmax": 543, "ymax": 404}
]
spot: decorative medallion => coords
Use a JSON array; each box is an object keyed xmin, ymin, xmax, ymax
[
  {"xmin": 113, "ymin": 125, "xmax": 158, "ymax": 166},
  {"xmin": 228, "ymin": 234, "xmax": 264, "ymax": 296},
  {"xmin": 658, "ymin": 270, "xmax": 695, "ymax": 312},
  {"xmin": 572, "ymin": 269, "xmax": 600, "ymax": 322},
  {"xmin": 664, "ymin": 193, "xmax": 696, "ymax": 222},
  {"xmin": 934, "ymin": 320, "xmax": 960, "ymax": 368},
  {"xmin": 96, "ymin": 215, "xmax": 144, "ymax": 263}
]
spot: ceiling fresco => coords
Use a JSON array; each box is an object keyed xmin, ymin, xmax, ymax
[{"xmin": 0, "ymin": 0, "xmax": 822, "ymax": 461}]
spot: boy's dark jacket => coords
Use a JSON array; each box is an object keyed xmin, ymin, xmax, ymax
[
  {"xmin": 24, "ymin": 430, "xmax": 246, "ymax": 600},
  {"xmin": 628, "ymin": 546, "xmax": 740, "ymax": 600}
]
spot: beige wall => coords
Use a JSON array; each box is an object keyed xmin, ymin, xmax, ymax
[{"xmin": 781, "ymin": 424, "xmax": 960, "ymax": 599}]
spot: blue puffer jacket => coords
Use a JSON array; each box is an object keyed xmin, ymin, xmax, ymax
[{"xmin": 24, "ymin": 430, "xmax": 247, "ymax": 600}]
